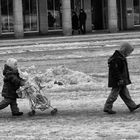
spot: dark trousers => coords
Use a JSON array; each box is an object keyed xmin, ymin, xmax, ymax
[
  {"xmin": 80, "ymin": 22, "xmax": 86, "ymax": 34},
  {"xmin": 104, "ymin": 86, "xmax": 137, "ymax": 111},
  {"xmin": 0, "ymin": 98, "xmax": 19, "ymax": 113}
]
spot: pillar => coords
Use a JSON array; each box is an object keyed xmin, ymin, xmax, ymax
[
  {"xmin": 126, "ymin": 0, "xmax": 134, "ymax": 29},
  {"xmin": 62, "ymin": 0, "xmax": 72, "ymax": 35},
  {"xmin": 84, "ymin": 0, "xmax": 92, "ymax": 33},
  {"xmin": 108, "ymin": 0, "xmax": 118, "ymax": 32},
  {"xmin": 38, "ymin": 0, "xmax": 48, "ymax": 34},
  {"xmin": 13, "ymin": 0, "xmax": 24, "ymax": 38},
  {"xmin": 0, "ymin": 0, "xmax": 2, "ymax": 36}
]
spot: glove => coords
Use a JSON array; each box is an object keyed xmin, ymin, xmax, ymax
[
  {"xmin": 118, "ymin": 80, "xmax": 124, "ymax": 87},
  {"xmin": 20, "ymin": 80, "xmax": 26, "ymax": 86}
]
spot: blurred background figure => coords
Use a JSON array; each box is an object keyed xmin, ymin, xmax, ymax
[
  {"xmin": 72, "ymin": 11, "xmax": 79, "ymax": 35},
  {"xmin": 48, "ymin": 12, "xmax": 55, "ymax": 28},
  {"xmin": 79, "ymin": 9, "xmax": 87, "ymax": 34}
]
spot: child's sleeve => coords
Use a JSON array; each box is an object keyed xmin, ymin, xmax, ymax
[{"xmin": 9, "ymin": 74, "xmax": 25, "ymax": 88}]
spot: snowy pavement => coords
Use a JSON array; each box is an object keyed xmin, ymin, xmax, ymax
[
  {"xmin": 0, "ymin": 32, "xmax": 140, "ymax": 139},
  {"xmin": 1, "ymin": 31, "xmax": 140, "ymax": 48}
]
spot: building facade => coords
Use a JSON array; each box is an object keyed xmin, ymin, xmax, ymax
[{"xmin": 0, "ymin": 0, "xmax": 140, "ymax": 38}]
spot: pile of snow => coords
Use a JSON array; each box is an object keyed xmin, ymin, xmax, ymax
[{"xmin": 19, "ymin": 65, "xmax": 105, "ymax": 92}]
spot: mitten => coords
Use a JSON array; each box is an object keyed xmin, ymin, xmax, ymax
[{"xmin": 118, "ymin": 80, "xmax": 124, "ymax": 87}]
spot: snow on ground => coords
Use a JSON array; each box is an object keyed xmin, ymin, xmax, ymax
[
  {"xmin": 1, "ymin": 36, "xmax": 140, "ymax": 139},
  {"xmin": 19, "ymin": 65, "xmax": 105, "ymax": 94},
  {"xmin": 0, "ymin": 37, "xmax": 140, "ymax": 55}
]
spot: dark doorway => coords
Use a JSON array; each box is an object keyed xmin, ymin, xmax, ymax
[
  {"xmin": 91, "ymin": 0, "xmax": 103, "ymax": 30},
  {"xmin": 117, "ymin": 0, "xmax": 127, "ymax": 30}
]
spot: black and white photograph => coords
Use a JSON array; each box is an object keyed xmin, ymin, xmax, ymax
[{"xmin": 0, "ymin": 0, "xmax": 140, "ymax": 139}]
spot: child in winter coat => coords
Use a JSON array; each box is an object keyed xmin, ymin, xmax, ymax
[
  {"xmin": 0, "ymin": 58, "xmax": 25, "ymax": 116},
  {"xmin": 104, "ymin": 42, "xmax": 140, "ymax": 114}
]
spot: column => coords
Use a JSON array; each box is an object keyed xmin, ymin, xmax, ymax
[
  {"xmin": 84, "ymin": 0, "xmax": 92, "ymax": 33},
  {"xmin": 108, "ymin": 0, "xmax": 118, "ymax": 32},
  {"xmin": 126, "ymin": 0, "xmax": 134, "ymax": 29},
  {"xmin": 62, "ymin": 0, "xmax": 72, "ymax": 35},
  {"xmin": 13, "ymin": 0, "xmax": 24, "ymax": 38},
  {"xmin": 0, "ymin": 0, "xmax": 2, "ymax": 36},
  {"xmin": 38, "ymin": 0, "xmax": 48, "ymax": 34}
]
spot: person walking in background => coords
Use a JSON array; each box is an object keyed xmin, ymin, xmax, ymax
[
  {"xmin": 0, "ymin": 58, "xmax": 25, "ymax": 116},
  {"xmin": 104, "ymin": 42, "xmax": 140, "ymax": 114},
  {"xmin": 72, "ymin": 11, "xmax": 79, "ymax": 35},
  {"xmin": 79, "ymin": 9, "xmax": 87, "ymax": 34},
  {"xmin": 48, "ymin": 12, "xmax": 55, "ymax": 28}
]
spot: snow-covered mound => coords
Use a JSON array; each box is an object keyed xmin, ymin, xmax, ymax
[{"xmin": 19, "ymin": 65, "xmax": 105, "ymax": 92}]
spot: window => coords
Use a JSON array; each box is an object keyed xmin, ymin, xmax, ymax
[
  {"xmin": 47, "ymin": 0, "xmax": 62, "ymax": 30},
  {"xmin": 22, "ymin": 0, "xmax": 38, "ymax": 32},
  {"xmin": 134, "ymin": 0, "xmax": 140, "ymax": 25},
  {"xmin": 71, "ymin": 0, "xmax": 84, "ymax": 13},
  {"xmin": 1, "ymin": 0, "xmax": 14, "ymax": 33}
]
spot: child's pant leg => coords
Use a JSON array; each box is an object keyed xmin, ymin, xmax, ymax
[
  {"xmin": 119, "ymin": 86, "xmax": 137, "ymax": 110},
  {"xmin": 10, "ymin": 99, "xmax": 19, "ymax": 113},
  {"xmin": 0, "ymin": 98, "xmax": 11, "ymax": 110},
  {"xmin": 104, "ymin": 87, "xmax": 120, "ymax": 110}
]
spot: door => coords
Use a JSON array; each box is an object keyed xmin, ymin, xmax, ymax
[
  {"xmin": 1, "ymin": 0, "xmax": 14, "ymax": 33},
  {"xmin": 91, "ymin": 0, "xmax": 107, "ymax": 30},
  {"xmin": 117, "ymin": 0, "xmax": 127, "ymax": 30},
  {"xmin": 22, "ymin": 0, "xmax": 38, "ymax": 32},
  {"xmin": 47, "ymin": 0, "xmax": 62, "ymax": 30}
]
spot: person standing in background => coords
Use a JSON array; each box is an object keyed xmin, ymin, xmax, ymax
[
  {"xmin": 79, "ymin": 9, "xmax": 87, "ymax": 34},
  {"xmin": 48, "ymin": 12, "xmax": 55, "ymax": 28},
  {"xmin": 72, "ymin": 11, "xmax": 79, "ymax": 35}
]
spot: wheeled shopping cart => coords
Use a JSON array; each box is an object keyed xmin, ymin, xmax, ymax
[{"xmin": 17, "ymin": 83, "xmax": 58, "ymax": 116}]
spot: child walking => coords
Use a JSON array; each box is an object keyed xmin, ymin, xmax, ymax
[
  {"xmin": 104, "ymin": 42, "xmax": 140, "ymax": 114},
  {"xmin": 0, "ymin": 58, "xmax": 25, "ymax": 116}
]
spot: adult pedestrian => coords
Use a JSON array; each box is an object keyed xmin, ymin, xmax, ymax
[
  {"xmin": 48, "ymin": 12, "xmax": 55, "ymax": 27},
  {"xmin": 72, "ymin": 11, "xmax": 79, "ymax": 35},
  {"xmin": 79, "ymin": 9, "xmax": 87, "ymax": 34},
  {"xmin": 104, "ymin": 42, "xmax": 140, "ymax": 114}
]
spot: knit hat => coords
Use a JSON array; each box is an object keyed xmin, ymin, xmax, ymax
[
  {"xmin": 119, "ymin": 42, "xmax": 134, "ymax": 57},
  {"xmin": 6, "ymin": 58, "xmax": 18, "ymax": 69}
]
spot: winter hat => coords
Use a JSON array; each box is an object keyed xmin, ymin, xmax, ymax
[
  {"xmin": 119, "ymin": 42, "xmax": 134, "ymax": 57},
  {"xmin": 6, "ymin": 58, "xmax": 18, "ymax": 68}
]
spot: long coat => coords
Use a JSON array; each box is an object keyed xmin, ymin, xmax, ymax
[
  {"xmin": 2, "ymin": 64, "xmax": 24, "ymax": 99},
  {"xmin": 72, "ymin": 14, "xmax": 79, "ymax": 30},
  {"xmin": 108, "ymin": 50, "xmax": 131, "ymax": 87},
  {"xmin": 79, "ymin": 11, "xmax": 87, "ymax": 24}
]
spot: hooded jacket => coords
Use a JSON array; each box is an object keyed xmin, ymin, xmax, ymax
[
  {"xmin": 2, "ymin": 64, "xmax": 24, "ymax": 99},
  {"xmin": 108, "ymin": 50, "xmax": 131, "ymax": 87}
]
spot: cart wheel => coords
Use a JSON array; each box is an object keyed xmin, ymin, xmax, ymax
[
  {"xmin": 51, "ymin": 108, "xmax": 58, "ymax": 115},
  {"xmin": 28, "ymin": 110, "xmax": 36, "ymax": 116}
]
